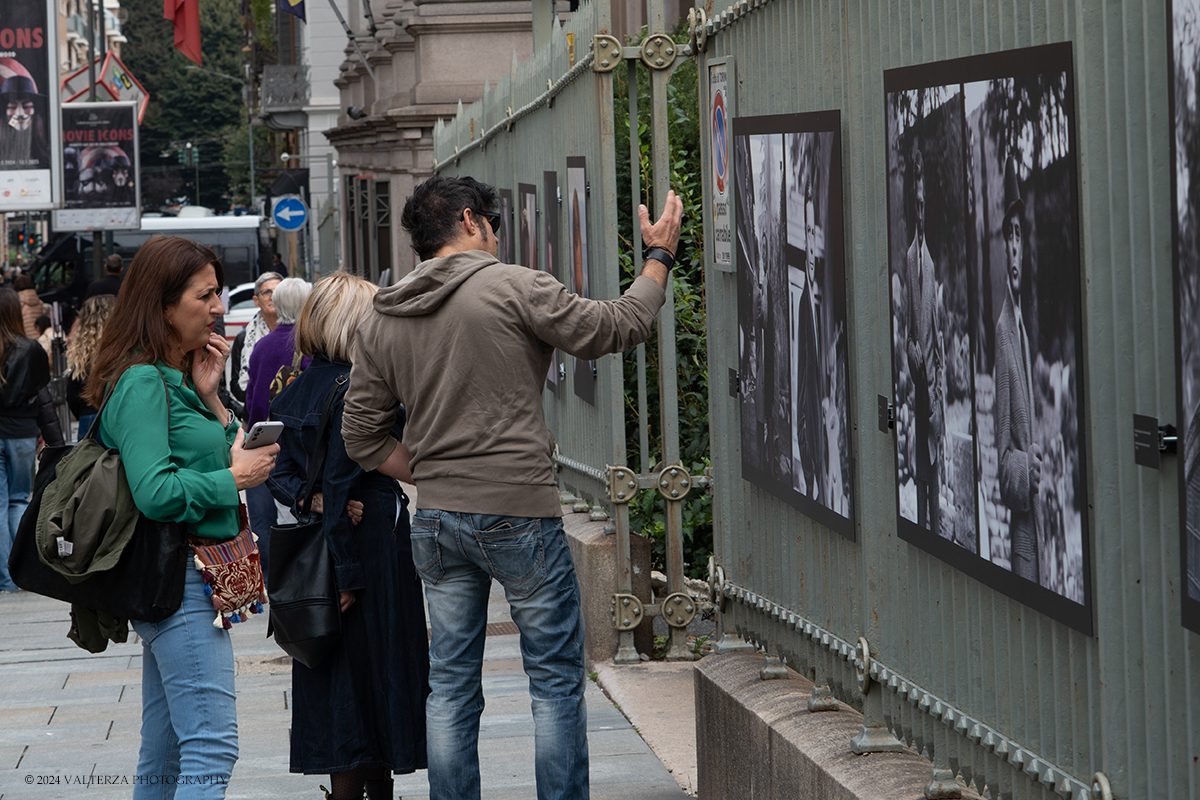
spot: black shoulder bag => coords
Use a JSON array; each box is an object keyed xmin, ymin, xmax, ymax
[
  {"xmin": 267, "ymin": 374, "xmax": 347, "ymax": 669},
  {"xmin": 8, "ymin": 371, "xmax": 188, "ymax": 622}
]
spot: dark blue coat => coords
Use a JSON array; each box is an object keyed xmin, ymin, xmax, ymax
[{"xmin": 268, "ymin": 353, "xmax": 428, "ymax": 775}]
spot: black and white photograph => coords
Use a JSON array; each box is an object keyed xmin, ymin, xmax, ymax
[
  {"xmin": 519, "ymin": 183, "xmax": 537, "ymax": 269},
  {"xmin": 885, "ymin": 85, "xmax": 975, "ymax": 552},
  {"xmin": 1170, "ymin": 0, "xmax": 1200, "ymax": 634},
  {"xmin": 498, "ymin": 188, "xmax": 514, "ymax": 266},
  {"xmin": 543, "ymin": 170, "xmax": 560, "ymax": 391},
  {"xmin": 885, "ymin": 43, "xmax": 1091, "ymax": 635},
  {"xmin": 733, "ymin": 112, "xmax": 854, "ymax": 539},
  {"xmin": 567, "ymin": 157, "xmax": 595, "ymax": 404}
]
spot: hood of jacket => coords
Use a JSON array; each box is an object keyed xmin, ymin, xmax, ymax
[{"xmin": 374, "ymin": 249, "xmax": 498, "ymax": 317}]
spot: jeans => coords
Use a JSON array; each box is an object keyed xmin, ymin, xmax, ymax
[
  {"xmin": 131, "ymin": 567, "xmax": 238, "ymax": 800},
  {"xmin": 410, "ymin": 511, "xmax": 588, "ymax": 800},
  {"xmin": 245, "ymin": 482, "xmax": 277, "ymax": 580},
  {"xmin": 0, "ymin": 436, "xmax": 38, "ymax": 592}
]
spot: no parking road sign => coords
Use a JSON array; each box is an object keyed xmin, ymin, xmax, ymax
[{"xmin": 273, "ymin": 195, "xmax": 308, "ymax": 232}]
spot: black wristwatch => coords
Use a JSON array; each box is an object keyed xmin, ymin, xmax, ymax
[{"xmin": 644, "ymin": 246, "xmax": 676, "ymax": 270}]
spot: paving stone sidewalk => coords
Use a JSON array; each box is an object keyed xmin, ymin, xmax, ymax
[{"xmin": 0, "ymin": 581, "xmax": 689, "ymax": 800}]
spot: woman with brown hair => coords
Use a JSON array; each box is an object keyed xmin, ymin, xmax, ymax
[
  {"xmin": 86, "ymin": 235, "xmax": 278, "ymax": 798},
  {"xmin": 66, "ymin": 293, "xmax": 117, "ymax": 439},
  {"xmin": 0, "ymin": 288, "xmax": 59, "ymax": 592}
]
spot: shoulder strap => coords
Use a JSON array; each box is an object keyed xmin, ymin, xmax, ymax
[
  {"xmin": 297, "ymin": 374, "xmax": 349, "ymax": 516},
  {"xmin": 91, "ymin": 367, "xmax": 171, "ymax": 444}
]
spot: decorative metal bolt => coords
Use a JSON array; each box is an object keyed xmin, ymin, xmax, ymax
[
  {"xmin": 628, "ymin": 481, "xmax": 636, "ymax": 489},
  {"xmin": 681, "ymin": 480, "xmax": 689, "ymax": 487},
  {"xmin": 611, "ymin": 48, "xmax": 620, "ymax": 58},
  {"xmin": 670, "ymin": 469, "xmax": 678, "ymax": 476},
  {"xmin": 660, "ymin": 481, "xmax": 668, "ymax": 488},
  {"xmin": 617, "ymin": 471, "xmax": 625, "ymax": 479},
  {"xmin": 600, "ymin": 59, "xmax": 610, "ymax": 67},
  {"xmin": 666, "ymin": 47, "xmax": 674, "ymax": 55},
  {"xmin": 617, "ymin": 492, "xmax": 625, "ymax": 499},
  {"xmin": 633, "ymin": 607, "xmax": 640, "ymax": 615},
  {"xmin": 623, "ymin": 618, "xmax": 630, "ymax": 626},
  {"xmin": 656, "ymin": 57, "xmax": 664, "ymax": 66},
  {"xmin": 676, "ymin": 617, "xmax": 684, "ymax": 624},
  {"xmin": 622, "ymin": 598, "xmax": 630, "ymax": 606},
  {"xmin": 686, "ymin": 605, "xmax": 693, "ymax": 613},
  {"xmin": 670, "ymin": 489, "xmax": 678, "ymax": 497}
]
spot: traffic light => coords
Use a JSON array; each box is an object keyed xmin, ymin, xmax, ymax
[{"xmin": 178, "ymin": 149, "xmax": 188, "ymax": 164}]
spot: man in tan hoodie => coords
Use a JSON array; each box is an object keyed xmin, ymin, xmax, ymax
[{"xmin": 342, "ymin": 175, "xmax": 682, "ymax": 800}]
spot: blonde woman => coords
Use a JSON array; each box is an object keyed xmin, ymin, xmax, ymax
[
  {"xmin": 267, "ymin": 272, "xmax": 428, "ymax": 800},
  {"xmin": 66, "ymin": 294, "xmax": 116, "ymax": 438}
]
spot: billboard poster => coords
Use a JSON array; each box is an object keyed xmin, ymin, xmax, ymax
[
  {"xmin": 884, "ymin": 43, "xmax": 1092, "ymax": 634},
  {"xmin": 709, "ymin": 60, "xmax": 733, "ymax": 271},
  {"xmin": 497, "ymin": 188, "xmax": 514, "ymax": 266},
  {"xmin": 518, "ymin": 182, "xmax": 537, "ymax": 269},
  {"xmin": 53, "ymin": 102, "xmax": 140, "ymax": 231},
  {"xmin": 733, "ymin": 111, "xmax": 854, "ymax": 540},
  {"xmin": 0, "ymin": 0, "xmax": 61, "ymax": 210},
  {"xmin": 1170, "ymin": 0, "xmax": 1200, "ymax": 634}
]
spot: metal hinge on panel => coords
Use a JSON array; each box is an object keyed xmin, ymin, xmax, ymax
[
  {"xmin": 608, "ymin": 465, "xmax": 638, "ymax": 504},
  {"xmin": 611, "ymin": 593, "xmax": 644, "ymax": 629},
  {"xmin": 878, "ymin": 394, "xmax": 894, "ymax": 433},
  {"xmin": 728, "ymin": 368, "xmax": 740, "ymax": 397},
  {"xmin": 593, "ymin": 34, "xmax": 623, "ymax": 72},
  {"xmin": 641, "ymin": 34, "xmax": 678, "ymax": 70}
]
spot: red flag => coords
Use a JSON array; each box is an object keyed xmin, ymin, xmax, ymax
[{"xmin": 163, "ymin": 0, "xmax": 202, "ymax": 66}]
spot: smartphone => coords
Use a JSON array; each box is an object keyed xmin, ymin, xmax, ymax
[{"xmin": 244, "ymin": 421, "xmax": 285, "ymax": 449}]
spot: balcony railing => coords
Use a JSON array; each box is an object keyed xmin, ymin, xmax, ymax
[{"xmin": 261, "ymin": 65, "xmax": 311, "ymax": 113}]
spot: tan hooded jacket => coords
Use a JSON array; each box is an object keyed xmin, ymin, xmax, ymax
[{"xmin": 342, "ymin": 249, "xmax": 665, "ymax": 518}]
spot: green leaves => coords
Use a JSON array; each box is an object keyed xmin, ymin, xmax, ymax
[{"xmin": 614, "ymin": 34, "xmax": 712, "ymax": 579}]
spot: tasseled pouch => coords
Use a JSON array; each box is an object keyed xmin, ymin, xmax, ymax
[{"xmin": 190, "ymin": 505, "xmax": 267, "ymax": 629}]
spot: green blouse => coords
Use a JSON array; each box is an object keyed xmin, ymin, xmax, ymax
[{"xmin": 98, "ymin": 361, "xmax": 242, "ymax": 541}]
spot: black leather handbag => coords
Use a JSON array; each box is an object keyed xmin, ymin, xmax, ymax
[
  {"xmin": 268, "ymin": 375, "xmax": 346, "ymax": 669},
  {"xmin": 8, "ymin": 372, "xmax": 187, "ymax": 622}
]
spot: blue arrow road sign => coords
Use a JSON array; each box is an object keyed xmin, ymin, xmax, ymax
[{"xmin": 273, "ymin": 196, "xmax": 308, "ymax": 231}]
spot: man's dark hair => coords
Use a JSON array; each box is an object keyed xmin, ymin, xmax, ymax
[
  {"xmin": 34, "ymin": 314, "xmax": 50, "ymax": 333},
  {"xmin": 105, "ymin": 254, "xmax": 122, "ymax": 274},
  {"xmin": 401, "ymin": 176, "xmax": 497, "ymax": 261}
]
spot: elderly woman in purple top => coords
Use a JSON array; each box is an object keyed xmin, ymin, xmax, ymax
[{"xmin": 245, "ymin": 276, "xmax": 312, "ymax": 574}]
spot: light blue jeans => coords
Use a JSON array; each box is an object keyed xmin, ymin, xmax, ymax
[
  {"xmin": 410, "ymin": 511, "xmax": 588, "ymax": 800},
  {"xmin": 0, "ymin": 436, "xmax": 38, "ymax": 592},
  {"xmin": 130, "ymin": 567, "xmax": 238, "ymax": 800}
]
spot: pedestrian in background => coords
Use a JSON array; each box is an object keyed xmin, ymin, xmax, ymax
[
  {"xmin": 269, "ymin": 272, "xmax": 428, "ymax": 800},
  {"xmin": 13, "ymin": 273, "xmax": 46, "ymax": 338},
  {"xmin": 84, "ymin": 254, "xmax": 124, "ymax": 301},
  {"xmin": 0, "ymin": 288, "xmax": 58, "ymax": 592},
  {"xmin": 85, "ymin": 235, "xmax": 278, "ymax": 798},
  {"xmin": 66, "ymin": 294, "xmax": 116, "ymax": 439},
  {"xmin": 235, "ymin": 271, "xmax": 282, "ymax": 400},
  {"xmin": 245, "ymin": 276, "xmax": 311, "ymax": 575}
]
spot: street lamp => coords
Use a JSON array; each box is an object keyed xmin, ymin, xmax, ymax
[{"xmin": 184, "ymin": 64, "xmax": 257, "ymax": 213}]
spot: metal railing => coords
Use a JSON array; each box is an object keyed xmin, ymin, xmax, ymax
[{"xmin": 432, "ymin": 0, "xmax": 1194, "ymax": 798}]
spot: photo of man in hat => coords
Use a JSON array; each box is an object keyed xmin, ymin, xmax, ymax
[
  {"xmin": 993, "ymin": 154, "xmax": 1042, "ymax": 583},
  {"xmin": 0, "ymin": 73, "xmax": 50, "ymax": 170}
]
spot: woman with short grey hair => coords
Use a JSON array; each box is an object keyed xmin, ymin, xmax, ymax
[
  {"xmin": 271, "ymin": 277, "xmax": 312, "ymax": 326},
  {"xmin": 244, "ymin": 277, "xmax": 312, "ymax": 575}
]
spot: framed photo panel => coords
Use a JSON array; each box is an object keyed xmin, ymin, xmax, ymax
[
  {"xmin": 732, "ymin": 111, "xmax": 854, "ymax": 540},
  {"xmin": 1170, "ymin": 0, "xmax": 1200, "ymax": 634},
  {"xmin": 518, "ymin": 182, "xmax": 537, "ymax": 269},
  {"xmin": 497, "ymin": 188, "xmax": 514, "ymax": 265},
  {"xmin": 53, "ymin": 101, "xmax": 141, "ymax": 231},
  {"xmin": 884, "ymin": 42, "xmax": 1092, "ymax": 634},
  {"xmin": 566, "ymin": 156, "xmax": 595, "ymax": 405},
  {"xmin": 542, "ymin": 171, "xmax": 561, "ymax": 392},
  {"xmin": 0, "ymin": 0, "xmax": 62, "ymax": 210}
]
